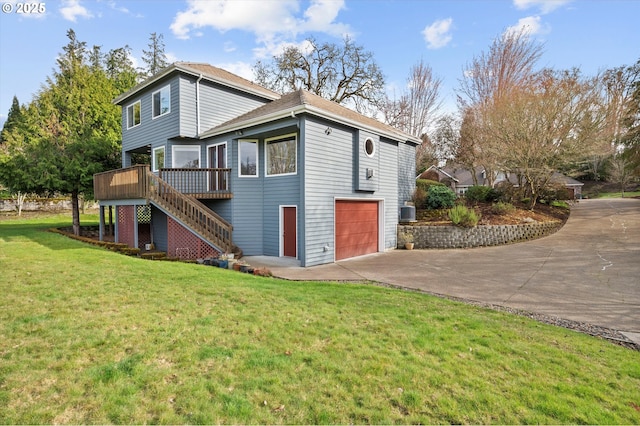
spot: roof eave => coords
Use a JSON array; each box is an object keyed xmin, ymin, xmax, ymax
[
  {"xmin": 113, "ymin": 63, "xmax": 280, "ymax": 106},
  {"xmin": 201, "ymin": 104, "xmax": 421, "ymax": 145}
]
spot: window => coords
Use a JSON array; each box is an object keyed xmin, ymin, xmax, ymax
[
  {"xmin": 238, "ymin": 140, "xmax": 258, "ymax": 177},
  {"xmin": 152, "ymin": 146, "xmax": 165, "ymax": 172},
  {"xmin": 126, "ymin": 101, "xmax": 141, "ymax": 128},
  {"xmin": 152, "ymin": 85, "xmax": 171, "ymax": 118},
  {"xmin": 364, "ymin": 137, "xmax": 375, "ymax": 157},
  {"xmin": 172, "ymin": 145, "xmax": 200, "ymax": 168},
  {"xmin": 266, "ymin": 134, "xmax": 297, "ymax": 176}
]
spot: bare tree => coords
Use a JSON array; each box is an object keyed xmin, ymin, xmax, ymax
[
  {"xmin": 382, "ymin": 60, "xmax": 443, "ymax": 138},
  {"xmin": 253, "ymin": 37, "xmax": 385, "ymax": 114},
  {"xmin": 608, "ymin": 154, "xmax": 634, "ymax": 197},
  {"xmin": 455, "ymin": 29, "xmax": 544, "ymax": 186},
  {"xmin": 487, "ymin": 68, "xmax": 605, "ymax": 208},
  {"xmin": 458, "ymin": 28, "xmax": 544, "ymax": 108}
]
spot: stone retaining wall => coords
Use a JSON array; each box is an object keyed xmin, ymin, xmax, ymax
[
  {"xmin": 0, "ymin": 199, "xmax": 98, "ymax": 212},
  {"xmin": 398, "ymin": 221, "xmax": 563, "ymax": 249}
]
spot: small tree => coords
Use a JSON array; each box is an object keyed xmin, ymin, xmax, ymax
[{"xmin": 608, "ymin": 154, "xmax": 634, "ymax": 197}]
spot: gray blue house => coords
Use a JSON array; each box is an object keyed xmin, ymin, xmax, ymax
[{"xmin": 94, "ymin": 62, "xmax": 419, "ymax": 266}]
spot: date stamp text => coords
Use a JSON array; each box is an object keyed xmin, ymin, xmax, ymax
[{"xmin": 2, "ymin": 2, "xmax": 46, "ymax": 14}]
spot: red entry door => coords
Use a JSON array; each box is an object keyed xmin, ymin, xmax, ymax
[{"xmin": 283, "ymin": 207, "xmax": 297, "ymax": 257}]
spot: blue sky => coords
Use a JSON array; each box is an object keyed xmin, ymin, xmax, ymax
[{"xmin": 1, "ymin": 0, "xmax": 638, "ymax": 124}]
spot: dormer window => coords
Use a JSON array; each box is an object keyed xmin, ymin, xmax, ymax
[
  {"xmin": 152, "ymin": 85, "xmax": 171, "ymax": 118},
  {"xmin": 126, "ymin": 101, "xmax": 141, "ymax": 129}
]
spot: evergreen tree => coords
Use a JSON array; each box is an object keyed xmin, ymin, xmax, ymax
[
  {"xmin": 0, "ymin": 29, "xmax": 129, "ymax": 234},
  {"xmin": 140, "ymin": 32, "xmax": 169, "ymax": 79},
  {"xmin": 0, "ymin": 96, "xmax": 22, "ymax": 143}
]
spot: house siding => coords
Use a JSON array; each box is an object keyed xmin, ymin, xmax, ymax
[
  {"xmin": 398, "ymin": 142, "xmax": 416, "ymax": 206},
  {"xmin": 178, "ymin": 75, "xmax": 272, "ymax": 137},
  {"xmin": 263, "ymin": 171, "xmax": 301, "ymax": 257},
  {"xmin": 121, "ymin": 76, "xmax": 181, "ymax": 166},
  {"xmin": 229, "ymin": 137, "xmax": 264, "ymax": 255},
  {"xmin": 151, "ymin": 205, "xmax": 168, "ymax": 252},
  {"xmin": 378, "ymin": 138, "xmax": 400, "ymax": 250}
]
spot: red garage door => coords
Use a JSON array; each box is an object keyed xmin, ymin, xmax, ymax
[{"xmin": 335, "ymin": 200, "xmax": 379, "ymax": 261}]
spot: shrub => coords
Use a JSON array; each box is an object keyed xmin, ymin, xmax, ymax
[
  {"xmin": 416, "ymin": 179, "xmax": 444, "ymax": 194},
  {"xmin": 491, "ymin": 201, "xmax": 516, "ymax": 215},
  {"xmin": 426, "ymin": 186, "xmax": 456, "ymax": 210},
  {"xmin": 448, "ymin": 204, "xmax": 480, "ymax": 228},
  {"xmin": 411, "ymin": 187, "xmax": 427, "ymax": 209},
  {"xmin": 466, "ymin": 185, "xmax": 499, "ymax": 203}
]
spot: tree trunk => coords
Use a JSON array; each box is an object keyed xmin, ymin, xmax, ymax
[
  {"xmin": 71, "ymin": 190, "xmax": 81, "ymax": 236},
  {"xmin": 15, "ymin": 191, "xmax": 26, "ymax": 216}
]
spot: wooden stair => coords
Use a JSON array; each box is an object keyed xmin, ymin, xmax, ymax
[{"xmin": 147, "ymin": 171, "xmax": 234, "ymax": 254}]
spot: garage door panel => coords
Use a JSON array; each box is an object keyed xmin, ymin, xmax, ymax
[{"xmin": 335, "ymin": 200, "xmax": 379, "ymax": 261}]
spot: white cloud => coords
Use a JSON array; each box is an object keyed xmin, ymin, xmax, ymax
[
  {"xmin": 216, "ymin": 61, "xmax": 256, "ymax": 81},
  {"xmin": 59, "ymin": 0, "xmax": 93, "ymax": 22},
  {"xmin": 223, "ymin": 41, "xmax": 236, "ymax": 53},
  {"xmin": 170, "ymin": 0, "xmax": 350, "ymax": 43},
  {"xmin": 422, "ymin": 18, "xmax": 453, "ymax": 49},
  {"xmin": 513, "ymin": 0, "xmax": 571, "ymax": 14},
  {"xmin": 505, "ymin": 15, "xmax": 549, "ymax": 36}
]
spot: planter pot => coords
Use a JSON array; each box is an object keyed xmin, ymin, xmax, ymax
[
  {"xmin": 227, "ymin": 259, "xmax": 237, "ymax": 270},
  {"xmin": 240, "ymin": 265, "xmax": 251, "ymax": 273},
  {"xmin": 233, "ymin": 262, "xmax": 242, "ymax": 271},
  {"xmin": 404, "ymin": 242, "xmax": 415, "ymax": 250},
  {"xmin": 218, "ymin": 260, "xmax": 228, "ymax": 269}
]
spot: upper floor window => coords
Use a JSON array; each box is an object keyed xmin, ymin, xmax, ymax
[
  {"xmin": 126, "ymin": 101, "xmax": 141, "ymax": 129},
  {"xmin": 266, "ymin": 134, "xmax": 297, "ymax": 176},
  {"xmin": 238, "ymin": 139, "xmax": 258, "ymax": 177},
  {"xmin": 152, "ymin": 85, "xmax": 171, "ymax": 118},
  {"xmin": 172, "ymin": 145, "xmax": 200, "ymax": 168},
  {"xmin": 152, "ymin": 146, "xmax": 165, "ymax": 172}
]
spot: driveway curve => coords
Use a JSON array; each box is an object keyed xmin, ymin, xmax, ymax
[{"xmin": 255, "ymin": 198, "xmax": 640, "ymax": 341}]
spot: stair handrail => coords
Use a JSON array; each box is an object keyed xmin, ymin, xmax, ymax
[{"xmin": 147, "ymin": 170, "xmax": 233, "ymax": 253}]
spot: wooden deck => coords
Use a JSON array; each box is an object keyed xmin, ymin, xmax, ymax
[{"xmin": 94, "ymin": 165, "xmax": 233, "ymax": 201}]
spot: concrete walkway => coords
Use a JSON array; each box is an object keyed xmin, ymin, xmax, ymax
[{"xmin": 245, "ymin": 198, "xmax": 640, "ymax": 343}]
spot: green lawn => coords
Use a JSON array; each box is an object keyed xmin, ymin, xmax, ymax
[{"xmin": 1, "ymin": 214, "xmax": 639, "ymax": 424}]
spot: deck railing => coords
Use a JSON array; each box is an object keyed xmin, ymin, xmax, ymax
[
  {"xmin": 159, "ymin": 168, "xmax": 232, "ymax": 198},
  {"xmin": 148, "ymin": 172, "xmax": 233, "ymax": 252},
  {"xmin": 94, "ymin": 164, "xmax": 149, "ymax": 200},
  {"xmin": 94, "ymin": 166, "xmax": 232, "ymax": 201}
]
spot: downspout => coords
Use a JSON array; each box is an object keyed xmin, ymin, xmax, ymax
[{"xmin": 196, "ymin": 74, "xmax": 203, "ymax": 136}]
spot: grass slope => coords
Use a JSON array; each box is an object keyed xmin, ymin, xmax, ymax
[{"xmin": 1, "ymin": 215, "xmax": 639, "ymax": 424}]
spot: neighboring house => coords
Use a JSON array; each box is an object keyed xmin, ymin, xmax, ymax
[
  {"xmin": 420, "ymin": 165, "xmax": 583, "ymax": 198},
  {"xmin": 94, "ymin": 62, "xmax": 420, "ymax": 267}
]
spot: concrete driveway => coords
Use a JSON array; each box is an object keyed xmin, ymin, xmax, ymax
[{"xmin": 247, "ymin": 198, "xmax": 640, "ymax": 342}]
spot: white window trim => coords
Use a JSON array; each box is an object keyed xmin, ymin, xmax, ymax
[
  {"xmin": 152, "ymin": 146, "xmax": 165, "ymax": 172},
  {"xmin": 206, "ymin": 142, "xmax": 228, "ymax": 168},
  {"xmin": 152, "ymin": 85, "xmax": 171, "ymax": 119},
  {"xmin": 171, "ymin": 145, "xmax": 201, "ymax": 168},
  {"xmin": 364, "ymin": 137, "xmax": 376, "ymax": 158},
  {"xmin": 238, "ymin": 139, "xmax": 259, "ymax": 178},
  {"xmin": 265, "ymin": 133, "xmax": 297, "ymax": 177},
  {"xmin": 126, "ymin": 100, "xmax": 141, "ymax": 129}
]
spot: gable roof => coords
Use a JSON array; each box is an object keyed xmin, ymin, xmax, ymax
[
  {"xmin": 113, "ymin": 61, "xmax": 281, "ymax": 105},
  {"xmin": 200, "ymin": 89, "xmax": 421, "ymax": 145}
]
